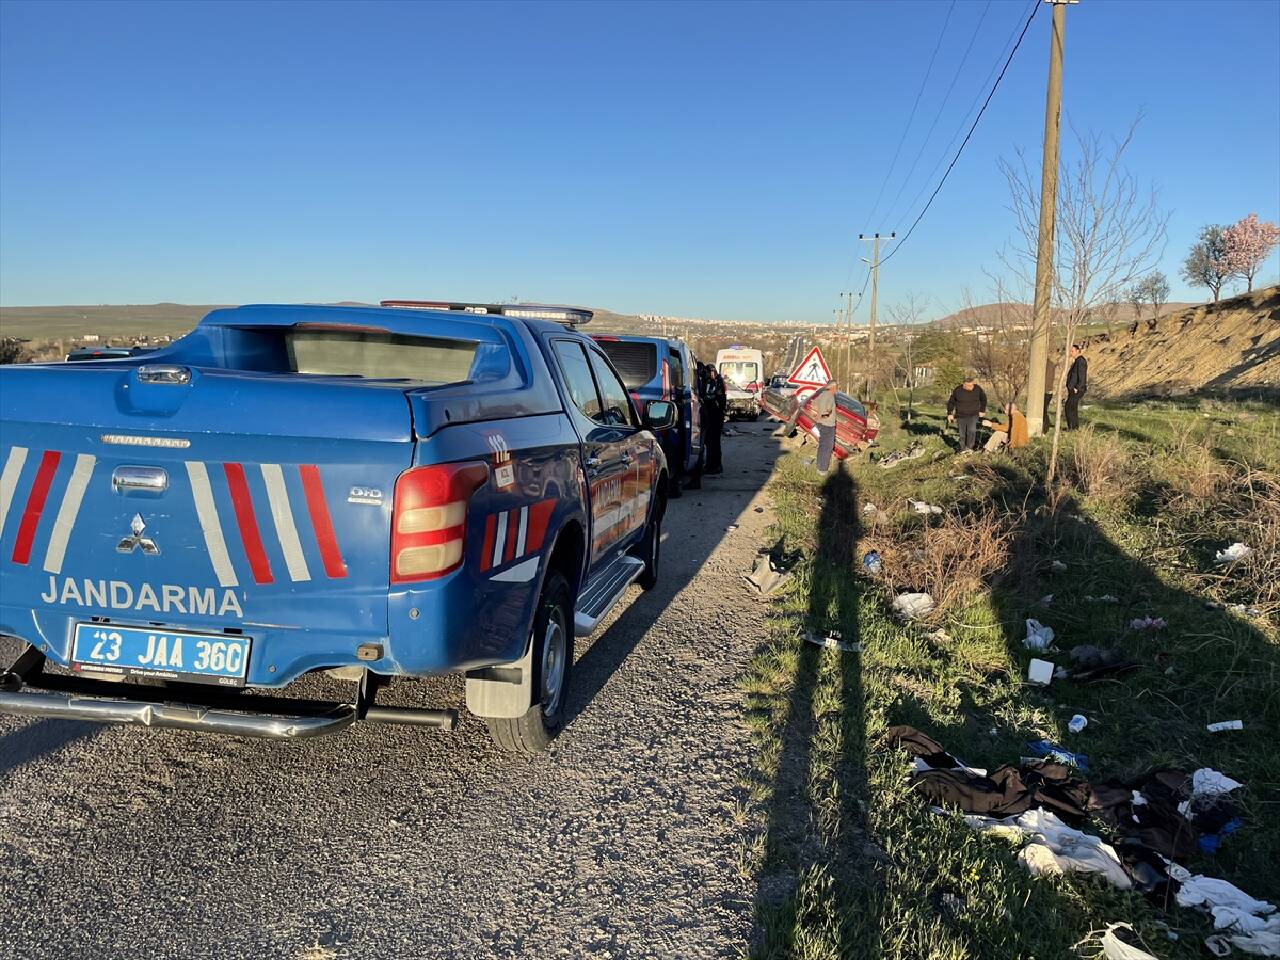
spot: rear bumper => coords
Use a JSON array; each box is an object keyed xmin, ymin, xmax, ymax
[{"xmin": 0, "ymin": 647, "xmax": 455, "ymax": 740}]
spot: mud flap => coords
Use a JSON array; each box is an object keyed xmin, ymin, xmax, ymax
[{"xmin": 465, "ymin": 644, "xmax": 535, "ymax": 719}]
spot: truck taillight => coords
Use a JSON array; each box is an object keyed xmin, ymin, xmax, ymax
[
  {"xmin": 661, "ymin": 359, "xmax": 671, "ymax": 400},
  {"xmin": 391, "ymin": 462, "xmax": 488, "ymax": 583}
]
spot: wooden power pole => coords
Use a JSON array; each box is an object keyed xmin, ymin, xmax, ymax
[
  {"xmin": 1024, "ymin": 0, "xmax": 1072, "ymax": 438},
  {"xmin": 859, "ymin": 232, "xmax": 894, "ymax": 355}
]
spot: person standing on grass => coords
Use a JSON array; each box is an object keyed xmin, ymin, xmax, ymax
[
  {"xmin": 1064, "ymin": 344, "xmax": 1088, "ymax": 431},
  {"xmin": 802, "ymin": 379, "xmax": 840, "ymax": 473},
  {"xmin": 983, "ymin": 402, "xmax": 1028, "ymax": 452},
  {"xmin": 946, "ymin": 373, "xmax": 986, "ymax": 452}
]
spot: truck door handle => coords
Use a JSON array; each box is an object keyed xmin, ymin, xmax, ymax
[{"xmin": 112, "ymin": 465, "xmax": 168, "ymax": 494}]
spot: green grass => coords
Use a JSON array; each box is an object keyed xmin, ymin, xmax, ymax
[{"xmin": 741, "ymin": 398, "xmax": 1280, "ymax": 959}]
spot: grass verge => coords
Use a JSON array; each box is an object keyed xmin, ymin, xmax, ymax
[{"xmin": 741, "ymin": 398, "xmax": 1279, "ymax": 959}]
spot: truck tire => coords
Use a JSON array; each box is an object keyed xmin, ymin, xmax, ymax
[
  {"xmin": 686, "ymin": 448, "xmax": 703, "ymax": 490},
  {"xmin": 635, "ymin": 495, "xmax": 664, "ymax": 590},
  {"xmin": 486, "ymin": 570, "xmax": 573, "ymax": 754}
]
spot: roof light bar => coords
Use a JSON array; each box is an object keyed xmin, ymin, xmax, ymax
[{"xmin": 380, "ymin": 300, "xmax": 592, "ymax": 325}]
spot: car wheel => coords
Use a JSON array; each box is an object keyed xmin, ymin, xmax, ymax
[
  {"xmin": 486, "ymin": 570, "xmax": 573, "ymax": 754},
  {"xmin": 635, "ymin": 496, "xmax": 663, "ymax": 590}
]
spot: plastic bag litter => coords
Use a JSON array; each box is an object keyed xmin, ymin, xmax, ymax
[
  {"xmin": 1228, "ymin": 604, "xmax": 1262, "ymax": 618},
  {"xmin": 1215, "ymin": 542, "xmax": 1254, "ymax": 565},
  {"xmin": 1086, "ymin": 594, "xmax": 1120, "ymax": 603},
  {"xmin": 1190, "ymin": 768, "xmax": 1243, "ymax": 799},
  {"xmin": 862, "ymin": 551, "xmax": 883, "ymax": 574},
  {"xmin": 1039, "ymin": 593, "xmax": 1055, "ymax": 606},
  {"xmin": 1050, "ymin": 559, "xmax": 1068, "ymax": 572},
  {"xmin": 804, "ymin": 630, "xmax": 861, "ymax": 654},
  {"xmin": 1101, "ymin": 924, "xmax": 1159, "ymax": 960},
  {"xmin": 908, "ymin": 498, "xmax": 943, "ymax": 515},
  {"xmin": 1069, "ymin": 714, "xmax": 1088, "ymax": 734},
  {"xmin": 1024, "ymin": 619, "xmax": 1055, "ymax": 651},
  {"xmin": 892, "ymin": 592, "xmax": 935, "ymax": 620}
]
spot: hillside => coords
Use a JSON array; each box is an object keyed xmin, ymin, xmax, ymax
[{"xmin": 1086, "ymin": 284, "xmax": 1280, "ymax": 398}]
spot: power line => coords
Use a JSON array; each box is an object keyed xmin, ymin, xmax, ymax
[
  {"xmin": 882, "ymin": 0, "xmax": 992, "ymax": 230},
  {"xmin": 861, "ymin": 0, "xmax": 956, "ymax": 232},
  {"xmin": 877, "ymin": 0, "xmax": 1042, "ymax": 269},
  {"xmin": 845, "ymin": 0, "xmax": 956, "ymax": 287},
  {"xmin": 892, "ymin": 0, "xmax": 1034, "ymax": 236}
]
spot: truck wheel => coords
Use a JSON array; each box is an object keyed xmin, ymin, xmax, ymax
[
  {"xmin": 687, "ymin": 449, "xmax": 703, "ymax": 490},
  {"xmin": 486, "ymin": 570, "xmax": 573, "ymax": 754},
  {"xmin": 635, "ymin": 496, "xmax": 664, "ymax": 591},
  {"xmin": 667, "ymin": 462, "xmax": 684, "ymax": 499}
]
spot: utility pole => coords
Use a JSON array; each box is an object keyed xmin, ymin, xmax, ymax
[
  {"xmin": 1024, "ymin": 0, "xmax": 1073, "ymax": 438},
  {"xmin": 859, "ymin": 232, "xmax": 894, "ymax": 397}
]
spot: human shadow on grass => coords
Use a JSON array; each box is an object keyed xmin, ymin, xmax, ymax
[{"xmin": 751, "ymin": 461, "xmax": 872, "ymax": 957}]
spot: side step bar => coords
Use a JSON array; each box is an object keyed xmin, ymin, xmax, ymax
[{"xmin": 574, "ymin": 554, "xmax": 645, "ymax": 637}]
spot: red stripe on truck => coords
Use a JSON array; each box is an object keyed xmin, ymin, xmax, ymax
[
  {"xmin": 299, "ymin": 465, "xmax": 348, "ymax": 579},
  {"xmin": 11, "ymin": 450, "xmax": 61, "ymax": 565},
  {"xmin": 223, "ymin": 462, "xmax": 274, "ymax": 584}
]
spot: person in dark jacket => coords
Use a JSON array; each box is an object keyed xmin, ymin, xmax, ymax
[
  {"xmin": 700, "ymin": 364, "xmax": 726, "ymax": 474},
  {"xmin": 1064, "ymin": 344, "xmax": 1088, "ymax": 430},
  {"xmin": 946, "ymin": 374, "xmax": 987, "ymax": 452}
]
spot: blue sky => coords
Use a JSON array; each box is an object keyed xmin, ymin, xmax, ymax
[{"xmin": 1, "ymin": 0, "xmax": 1277, "ymax": 322}]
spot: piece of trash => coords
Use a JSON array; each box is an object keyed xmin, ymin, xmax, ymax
[
  {"xmin": 907, "ymin": 498, "xmax": 943, "ymax": 515},
  {"xmin": 1207, "ymin": 720, "xmax": 1244, "ymax": 733},
  {"xmin": 862, "ymin": 550, "xmax": 883, "ymax": 574},
  {"xmin": 1215, "ymin": 542, "xmax": 1254, "ymax": 565},
  {"xmin": 1068, "ymin": 714, "xmax": 1088, "ymax": 734},
  {"xmin": 1205, "ymin": 934, "xmax": 1232, "ymax": 957},
  {"xmin": 892, "ymin": 592, "xmax": 935, "ymax": 620},
  {"xmin": 1025, "ymin": 739, "xmax": 1088, "ymax": 770},
  {"xmin": 1066, "ymin": 645, "xmax": 1141, "ymax": 682},
  {"xmin": 1027, "ymin": 658, "xmax": 1055, "ymax": 686},
  {"xmin": 754, "ymin": 506, "xmax": 764, "ymax": 513},
  {"xmin": 1190, "ymin": 768, "xmax": 1243, "ymax": 798},
  {"xmin": 1085, "ymin": 594, "xmax": 1120, "ymax": 603},
  {"xmin": 1050, "ymin": 560, "xmax": 1068, "ymax": 572},
  {"xmin": 1101, "ymin": 923, "xmax": 1159, "ymax": 960},
  {"xmin": 804, "ymin": 630, "xmax": 861, "ymax": 654},
  {"xmin": 1024, "ymin": 619, "xmax": 1055, "ymax": 651},
  {"xmin": 743, "ymin": 550, "xmax": 799, "ymax": 596},
  {"xmin": 1130, "ymin": 616, "xmax": 1168, "ymax": 632},
  {"xmin": 1227, "ymin": 604, "xmax": 1262, "ymax": 618},
  {"xmin": 1039, "ymin": 593, "xmax": 1055, "ymax": 606},
  {"xmin": 862, "ymin": 502, "xmax": 879, "ymax": 514}
]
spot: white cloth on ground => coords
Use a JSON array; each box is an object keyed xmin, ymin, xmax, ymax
[{"xmin": 963, "ymin": 808, "xmax": 1132, "ymax": 889}]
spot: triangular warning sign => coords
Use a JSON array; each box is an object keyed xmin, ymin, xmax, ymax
[{"xmin": 788, "ymin": 346, "xmax": 831, "ymax": 387}]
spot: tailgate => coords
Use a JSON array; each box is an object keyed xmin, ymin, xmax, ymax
[{"xmin": 0, "ymin": 364, "xmax": 413, "ymax": 645}]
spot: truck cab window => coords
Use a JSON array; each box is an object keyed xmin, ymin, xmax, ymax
[
  {"xmin": 588, "ymin": 349, "xmax": 636, "ymax": 428},
  {"xmin": 552, "ymin": 340, "xmax": 604, "ymax": 422}
]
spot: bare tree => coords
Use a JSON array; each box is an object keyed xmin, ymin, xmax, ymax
[
  {"xmin": 999, "ymin": 120, "xmax": 1168, "ymax": 482},
  {"xmin": 964, "ymin": 275, "xmax": 1033, "ymax": 409},
  {"xmin": 1124, "ymin": 281, "xmax": 1144, "ymax": 329},
  {"xmin": 1140, "ymin": 270, "xmax": 1170, "ymax": 329}
]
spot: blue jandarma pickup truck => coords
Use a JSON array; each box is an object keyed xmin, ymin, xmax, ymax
[{"xmin": 0, "ymin": 300, "xmax": 672, "ymax": 752}]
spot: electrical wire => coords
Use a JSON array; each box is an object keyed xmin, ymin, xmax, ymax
[
  {"xmin": 882, "ymin": 0, "xmax": 992, "ymax": 230},
  {"xmin": 892, "ymin": 0, "xmax": 1034, "ymax": 235},
  {"xmin": 877, "ymin": 0, "xmax": 1041, "ymax": 268}
]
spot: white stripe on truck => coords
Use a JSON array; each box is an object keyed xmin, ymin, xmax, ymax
[
  {"xmin": 186, "ymin": 460, "xmax": 239, "ymax": 588},
  {"xmin": 260, "ymin": 463, "xmax": 311, "ymax": 582},
  {"xmin": 43, "ymin": 453, "xmax": 95, "ymax": 575},
  {"xmin": 0, "ymin": 445, "xmax": 28, "ymax": 538}
]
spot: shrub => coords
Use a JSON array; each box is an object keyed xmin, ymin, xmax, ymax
[{"xmin": 1062, "ymin": 426, "xmax": 1142, "ymax": 504}]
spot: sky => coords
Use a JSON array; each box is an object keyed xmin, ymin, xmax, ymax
[{"xmin": 1, "ymin": 0, "xmax": 1278, "ymax": 323}]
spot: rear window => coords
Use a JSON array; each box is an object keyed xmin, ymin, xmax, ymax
[
  {"xmin": 286, "ymin": 331, "xmax": 478, "ymax": 384},
  {"xmin": 595, "ymin": 340, "xmax": 658, "ymax": 389}
]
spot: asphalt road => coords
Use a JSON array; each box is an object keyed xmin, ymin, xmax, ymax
[{"xmin": 0, "ymin": 426, "xmax": 784, "ymax": 960}]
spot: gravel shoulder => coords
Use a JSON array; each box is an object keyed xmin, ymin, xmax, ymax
[{"xmin": 0, "ymin": 426, "xmax": 784, "ymax": 960}]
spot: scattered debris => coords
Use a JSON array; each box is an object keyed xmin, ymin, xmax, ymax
[
  {"xmin": 1027, "ymin": 658, "xmax": 1055, "ymax": 686},
  {"xmin": 1039, "ymin": 593, "xmax": 1055, "ymax": 607},
  {"xmin": 892, "ymin": 592, "xmax": 935, "ymax": 620},
  {"xmin": 878, "ymin": 442, "xmax": 927, "ymax": 468},
  {"xmin": 804, "ymin": 630, "xmax": 861, "ymax": 654},
  {"xmin": 743, "ymin": 546, "xmax": 802, "ymax": 596},
  {"xmin": 1207, "ymin": 720, "xmax": 1244, "ymax": 733},
  {"xmin": 1025, "ymin": 739, "xmax": 1088, "ymax": 770},
  {"xmin": 1215, "ymin": 542, "xmax": 1254, "ymax": 565},
  {"xmin": 1228, "ymin": 604, "xmax": 1263, "ymax": 618},
  {"xmin": 862, "ymin": 550, "xmax": 882, "ymax": 574},
  {"xmin": 1064, "ymin": 645, "xmax": 1142, "ymax": 682},
  {"xmin": 1130, "ymin": 616, "xmax": 1168, "ymax": 632},
  {"xmin": 1050, "ymin": 559, "xmax": 1068, "ymax": 573},
  {"xmin": 1101, "ymin": 923, "xmax": 1160, "ymax": 960},
  {"xmin": 1189, "ymin": 768, "xmax": 1243, "ymax": 800},
  {"xmin": 1069, "ymin": 714, "xmax": 1088, "ymax": 734},
  {"xmin": 966, "ymin": 808, "xmax": 1132, "ymax": 889},
  {"xmin": 908, "ymin": 498, "xmax": 943, "ymax": 515},
  {"xmin": 1085, "ymin": 594, "xmax": 1121, "ymax": 603},
  {"xmin": 1023, "ymin": 619, "xmax": 1055, "ymax": 651}
]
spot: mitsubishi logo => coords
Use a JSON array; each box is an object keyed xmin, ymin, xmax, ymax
[{"xmin": 117, "ymin": 513, "xmax": 160, "ymax": 556}]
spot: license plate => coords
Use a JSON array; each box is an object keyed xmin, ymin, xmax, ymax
[{"xmin": 72, "ymin": 623, "xmax": 251, "ymax": 687}]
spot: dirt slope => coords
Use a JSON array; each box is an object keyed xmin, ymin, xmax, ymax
[{"xmin": 1085, "ymin": 285, "xmax": 1280, "ymax": 397}]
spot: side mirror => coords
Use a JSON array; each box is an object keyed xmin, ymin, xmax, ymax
[{"xmin": 644, "ymin": 400, "xmax": 676, "ymax": 431}]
